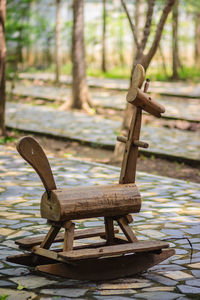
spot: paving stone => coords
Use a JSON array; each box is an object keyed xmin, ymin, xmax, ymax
[
  {"xmin": 95, "ymin": 296, "xmax": 134, "ymax": 300},
  {"xmin": 188, "ymin": 262, "xmax": 200, "ymax": 269},
  {"xmin": 149, "ymin": 264, "xmax": 186, "ymax": 272},
  {"xmin": 137, "ymin": 229, "xmax": 166, "ymax": 239},
  {"xmin": 0, "ymin": 228, "xmax": 15, "ymax": 236},
  {"xmin": 161, "ymin": 271, "xmax": 193, "ymax": 280},
  {"xmin": 135, "ymin": 291, "xmax": 182, "ymax": 300},
  {"xmin": 99, "ymin": 282, "xmax": 152, "ymax": 290},
  {"xmin": 144, "ymin": 274, "xmax": 177, "ymax": 286},
  {"xmin": 40, "ymin": 288, "xmax": 88, "ymax": 298},
  {"xmin": 10, "ymin": 275, "xmax": 58, "ymax": 289},
  {"xmin": 0, "ymin": 280, "xmax": 17, "ymax": 287},
  {"xmin": 177, "ymin": 285, "xmax": 200, "ymax": 294},
  {"xmin": 0, "ymin": 288, "xmax": 36, "ymax": 300},
  {"xmin": 141, "ymin": 287, "xmax": 175, "ymax": 292},
  {"xmin": 191, "ymin": 270, "xmax": 200, "ymax": 278},
  {"xmin": 0, "ymin": 267, "xmax": 30, "ymax": 276},
  {"xmin": 0, "ymin": 249, "xmax": 21, "ymax": 259},
  {"xmin": 185, "ymin": 279, "xmax": 200, "ymax": 287},
  {"xmin": 173, "ymin": 257, "xmax": 200, "ymax": 265},
  {"xmin": 97, "ymin": 289, "xmax": 136, "ymax": 295}
]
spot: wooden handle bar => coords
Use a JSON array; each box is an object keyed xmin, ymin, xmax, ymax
[
  {"xmin": 17, "ymin": 136, "xmax": 57, "ymax": 193},
  {"xmin": 127, "ymin": 88, "xmax": 165, "ymax": 117}
]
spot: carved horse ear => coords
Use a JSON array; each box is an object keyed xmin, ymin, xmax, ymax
[
  {"xmin": 16, "ymin": 136, "xmax": 57, "ymax": 193},
  {"xmin": 126, "ymin": 64, "xmax": 145, "ymax": 103}
]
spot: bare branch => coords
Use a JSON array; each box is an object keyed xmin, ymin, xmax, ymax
[
  {"xmin": 145, "ymin": 0, "xmax": 177, "ymax": 67},
  {"xmin": 140, "ymin": 0, "xmax": 155, "ymax": 51},
  {"xmin": 121, "ymin": 0, "xmax": 140, "ymax": 49}
]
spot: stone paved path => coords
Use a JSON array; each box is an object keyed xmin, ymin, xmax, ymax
[
  {"xmin": 6, "ymin": 102, "xmax": 200, "ymax": 163},
  {"xmin": 19, "ymin": 72, "xmax": 200, "ymax": 98},
  {"xmin": 0, "ymin": 144, "xmax": 200, "ymax": 299},
  {"xmin": 7, "ymin": 82, "xmax": 200, "ymax": 122}
]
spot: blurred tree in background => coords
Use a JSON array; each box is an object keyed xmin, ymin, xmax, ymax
[
  {"xmin": 113, "ymin": 0, "xmax": 177, "ymax": 162},
  {"xmin": 0, "ymin": 0, "xmax": 6, "ymax": 136}
]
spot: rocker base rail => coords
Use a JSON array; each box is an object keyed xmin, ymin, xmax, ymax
[{"xmin": 36, "ymin": 249, "xmax": 175, "ymax": 280}]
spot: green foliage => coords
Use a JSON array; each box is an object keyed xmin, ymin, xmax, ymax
[
  {"xmin": 0, "ymin": 136, "xmax": 16, "ymax": 144},
  {"xmin": 87, "ymin": 65, "xmax": 131, "ymax": 79},
  {"xmin": 0, "ymin": 295, "xmax": 8, "ymax": 300},
  {"xmin": 178, "ymin": 66, "xmax": 200, "ymax": 82},
  {"xmin": 17, "ymin": 284, "xmax": 25, "ymax": 290}
]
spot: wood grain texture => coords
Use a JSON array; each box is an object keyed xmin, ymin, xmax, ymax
[
  {"xmin": 40, "ymin": 225, "xmax": 61, "ymax": 249},
  {"xmin": 36, "ymin": 249, "xmax": 175, "ymax": 280},
  {"xmin": 104, "ymin": 217, "xmax": 115, "ymax": 244},
  {"xmin": 117, "ymin": 216, "xmax": 138, "ymax": 242},
  {"xmin": 59, "ymin": 240, "xmax": 169, "ymax": 261},
  {"xmin": 119, "ymin": 106, "xmax": 142, "ymax": 184},
  {"xmin": 15, "ymin": 226, "xmax": 119, "ymax": 249},
  {"xmin": 119, "ymin": 65, "xmax": 146, "ymax": 184},
  {"xmin": 128, "ymin": 88, "xmax": 165, "ymax": 117},
  {"xmin": 41, "ymin": 184, "xmax": 141, "ymax": 221},
  {"xmin": 63, "ymin": 222, "xmax": 75, "ymax": 251},
  {"xmin": 17, "ymin": 136, "xmax": 56, "ymax": 192},
  {"xmin": 126, "ymin": 64, "xmax": 145, "ymax": 102}
]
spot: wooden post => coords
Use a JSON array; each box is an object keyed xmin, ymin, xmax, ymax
[
  {"xmin": 104, "ymin": 217, "xmax": 115, "ymax": 245},
  {"xmin": 63, "ymin": 221, "xmax": 75, "ymax": 251},
  {"xmin": 40, "ymin": 224, "xmax": 61, "ymax": 249}
]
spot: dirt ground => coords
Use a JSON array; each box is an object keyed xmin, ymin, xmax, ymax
[{"xmin": 4, "ymin": 131, "xmax": 200, "ymax": 184}]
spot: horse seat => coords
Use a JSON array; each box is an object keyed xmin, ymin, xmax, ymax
[{"xmin": 41, "ymin": 183, "xmax": 141, "ymax": 222}]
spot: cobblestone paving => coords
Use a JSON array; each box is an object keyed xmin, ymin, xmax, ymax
[
  {"xmin": 6, "ymin": 102, "xmax": 200, "ymax": 162},
  {"xmin": 19, "ymin": 72, "xmax": 200, "ymax": 98},
  {"xmin": 0, "ymin": 144, "xmax": 200, "ymax": 299},
  {"xmin": 7, "ymin": 82, "xmax": 200, "ymax": 122}
]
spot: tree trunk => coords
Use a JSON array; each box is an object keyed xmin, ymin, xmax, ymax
[
  {"xmin": 102, "ymin": 0, "xmax": 107, "ymax": 72},
  {"xmin": 171, "ymin": 0, "xmax": 179, "ymax": 80},
  {"xmin": 119, "ymin": 8, "xmax": 124, "ymax": 65},
  {"xmin": 0, "ymin": 0, "xmax": 6, "ymax": 136},
  {"xmin": 114, "ymin": 0, "xmax": 176, "ymax": 162},
  {"xmin": 55, "ymin": 0, "xmax": 61, "ymax": 83},
  {"xmin": 70, "ymin": 0, "xmax": 91, "ymax": 110},
  {"xmin": 140, "ymin": 0, "xmax": 176, "ymax": 72},
  {"xmin": 158, "ymin": 44, "xmax": 168, "ymax": 77},
  {"xmin": 134, "ymin": 0, "xmax": 140, "ymax": 36},
  {"xmin": 195, "ymin": 12, "xmax": 200, "ymax": 67}
]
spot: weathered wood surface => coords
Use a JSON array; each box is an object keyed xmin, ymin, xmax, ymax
[
  {"xmin": 17, "ymin": 136, "xmax": 56, "ymax": 192},
  {"xmin": 117, "ymin": 136, "xmax": 149, "ymax": 149},
  {"xmin": 6, "ymin": 253, "xmax": 56, "ymax": 267},
  {"xmin": 41, "ymin": 184, "xmax": 141, "ymax": 221},
  {"xmin": 117, "ymin": 216, "xmax": 138, "ymax": 242},
  {"xmin": 119, "ymin": 65, "xmax": 145, "ymax": 184},
  {"xmin": 127, "ymin": 88, "xmax": 165, "ymax": 118},
  {"xmin": 59, "ymin": 240, "xmax": 169, "ymax": 261},
  {"xmin": 63, "ymin": 222, "xmax": 75, "ymax": 251},
  {"xmin": 16, "ymin": 226, "xmax": 119, "ymax": 249},
  {"xmin": 119, "ymin": 106, "xmax": 142, "ymax": 184},
  {"xmin": 104, "ymin": 217, "xmax": 115, "ymax": 245},
  {"xmin": 40, "ymin": 225, "xmax": 61, "ymax": 249},
  {"xmin": 36, "ymin": 248, "xmax": 175, "ymax": 280}
]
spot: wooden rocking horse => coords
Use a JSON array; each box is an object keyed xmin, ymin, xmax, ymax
[{"xmin": 7, "ymin": 65, "xmax": 175, "ymax": 280}]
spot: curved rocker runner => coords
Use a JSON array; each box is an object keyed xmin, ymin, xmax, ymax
[{"xmin": 7, "ymin": 64, "xmax": 175, "ymax": 280}]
